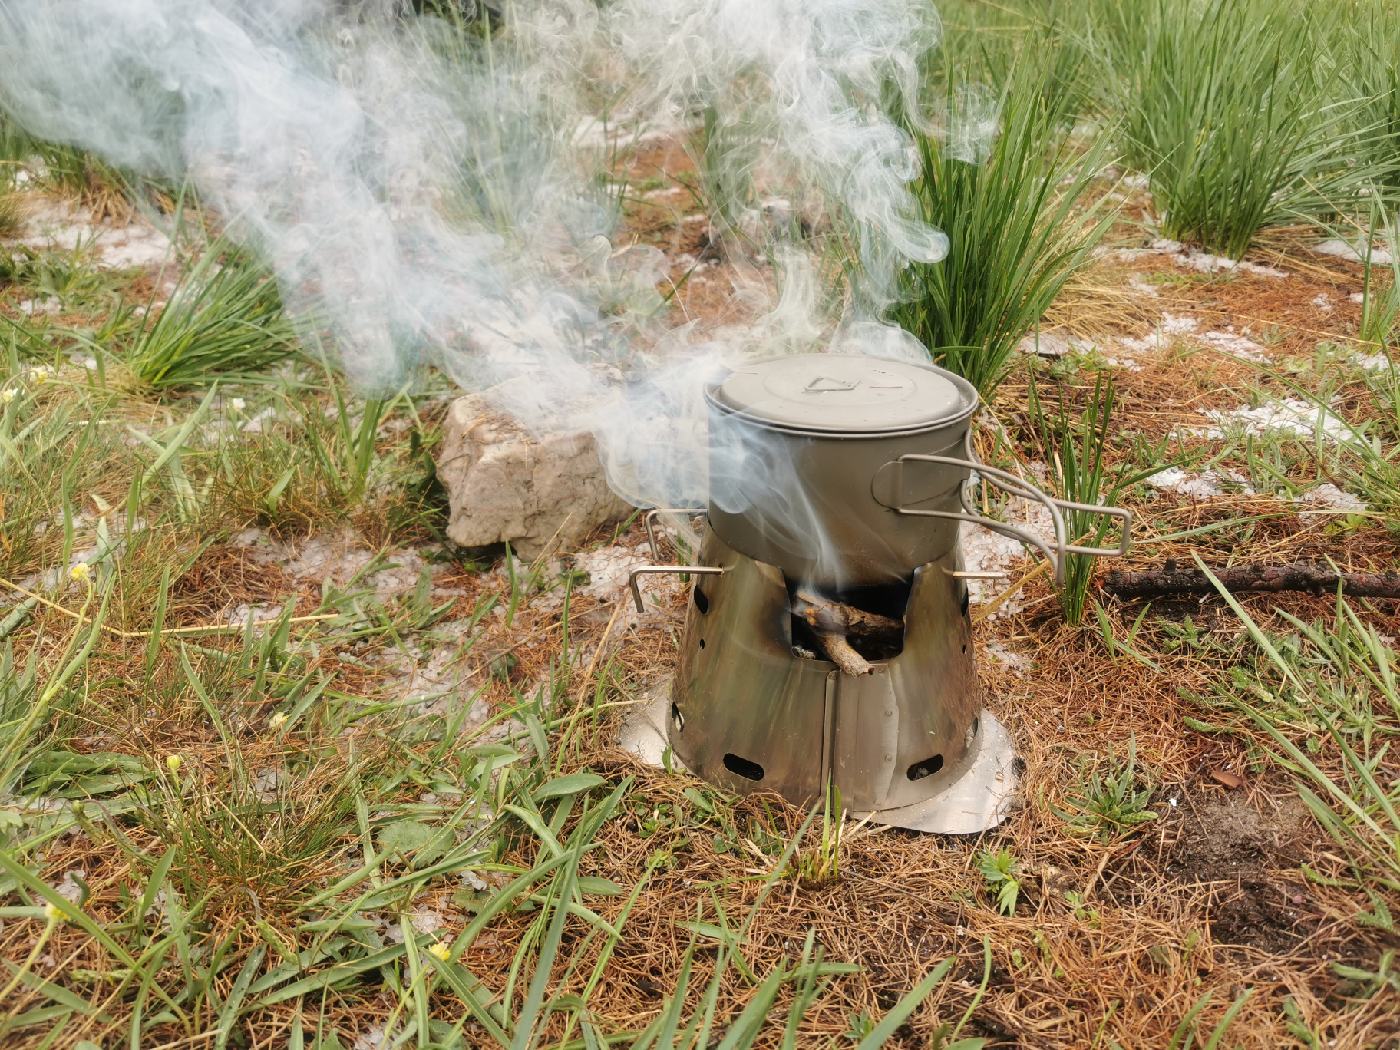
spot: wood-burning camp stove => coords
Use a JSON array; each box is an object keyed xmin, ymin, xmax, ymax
[{"xmin": 624, "ymin": 354, "xmax": 1131, "ymax": 833}]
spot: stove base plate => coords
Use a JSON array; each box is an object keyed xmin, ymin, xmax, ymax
[
  {"xmin": 618, "ymin": 678, "xmax": 682, "ymax": 771},
  {"xmin": 620, "ymin": 678, "xmax": 1018, "ymax": 835}
]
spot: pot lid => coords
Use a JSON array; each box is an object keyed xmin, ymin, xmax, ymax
[{"xmin": 708, "ymin": 354, "xmax": 974, "ymax": 435}]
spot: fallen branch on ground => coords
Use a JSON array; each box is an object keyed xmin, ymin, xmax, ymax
[{"xmin": 1102, "ymin": 562, "xmax": 1400, "ymax": 601}]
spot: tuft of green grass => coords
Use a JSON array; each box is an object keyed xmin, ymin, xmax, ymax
[
  {"xmin": 118, "ymin": 239, "xmax": 294, "ymax": 392},
  {"xmin": 0, "ymin": 110, "xmax": 30, "ymax": 171},
  {"xmin": 0, "ymin": 359, "xmax": 137, "ymax": 583},
  {"xmin": 685, "ymin": 103, "xmax": 759, "ymax": 253},
  {"xmin": 0, "ymin": 189, "xmax": 19, "ymax": 239},
  {"xmin": 0, "ymin": 105, "xmax": 169, "ymax": 219},
  {"xmin": 1111, "ymin": 0, "xmax": 1399, "ymax": 259},
  {"xmin": 932, "ymin": 1, "xmax": 1098, "ymax": 129},
  {"xmin": 892, "ymin": 59, "xmax": 1113, "ymax": 396},
  {"xmin": 205, "ymin": 380, "xmax": 434, "ymax": 539},
  {"xmin": 1026, "ymin": 371, "xmax": 1143, "ymax": 627},
  {"xmin": 1359, "ymin": 213, "xmax": 1399, "ymax": 352},
  {"xmin": 1332, "ymin": 0, "xmax": 1400, "ymax": 200}
]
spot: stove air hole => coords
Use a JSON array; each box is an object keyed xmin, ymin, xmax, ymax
[
  {"xmin": 906, "ymin": 754, "xmax": 944, "ymax": 781},
  {"xmin": 723, "ymin": 753, "xmax": 765, "ymax": 782},
  {"xmin": 671, "ymin": 702, "xmax": 684, "ymax": 731},
  {"xmin": 698, "ymin": 638, "xmax": 706, "ymax": 650},
  {"xmin": 693, "ymin": 585, "xmax": 710, "ymax": 614},
  {"xmin": 960, "ymin": 589, "xmax": 970, "ymax": 617}
]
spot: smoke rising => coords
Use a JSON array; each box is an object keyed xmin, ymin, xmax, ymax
[{"xmin": 0, "ymin": 0, "xmax": 948, "ymax": 528}]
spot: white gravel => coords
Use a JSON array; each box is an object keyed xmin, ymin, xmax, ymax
[
  {"xmin": 1146, "ymin": 466, "xmax": 1255, "ymax": 499},
  {"xmin": 7, "ymin": 195, "xmax": 173, "ymax": 270},
  {"xmin": 1312, "ymin": 238, "xmax": 1393, "ymax": 267},
  {"xmin": 1193, "ymin": 398, "xmax": 1359, "ymax": 442},
  {"xmin": 1298, "ymin": 483, "xmax": 1367, "ymax": 523}
]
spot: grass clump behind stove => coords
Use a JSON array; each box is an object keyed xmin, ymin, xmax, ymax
[
  {"xmin": 116, "ymin": 238, "xmax": 295, "ymax": 393},
  {"xmin": 1106, "ymin": 0, "xmax": 1400, "ymax": 259},
  {"xmin": 891, "ymin": 54, "xmax": 1113, "ymax": 397}
]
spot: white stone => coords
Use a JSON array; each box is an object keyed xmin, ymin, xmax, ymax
[
  {"xmin": 8, "ymin": 195, "xmax": 173, "ymax": 270},
  {"xmin": 1102, "ymin": 354, "xmax": 1143, "ymax": 372},
  {"xmin": 1110, "ymin": 239, "xmax": 1285, "ymax": 277},
  {"xmin": 1128, "ymin": 275, "xmax": 1160, "ymax": 298},
  {"xmin": 17, "ymin": 297, "xmax": 60, "ymax": 315},
  {"xmin": 1017, "ymin": 332, "xmax": 1071, "ymax": 357},
  {"xmin": 1118, "ymin": 312, "xmax": 1198, "ymax": 354},
  {"xmin": 436, "ymin": 394, "xmax": 630, "ymax": 558}
]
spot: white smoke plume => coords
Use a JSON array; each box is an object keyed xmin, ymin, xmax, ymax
[{"xmin": 0, "ymin": 0, "xmax": 946, "ymax": 516}]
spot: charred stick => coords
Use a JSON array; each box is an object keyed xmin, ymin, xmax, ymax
[
  {"xmin": 813, "ymin": 631, "xmax": 874, "ymax": 676},
  {"xmin": 1103, "ymin": 562, "xmax": 1400, "ymax": 601},
  {"xmin": 792, "ymin": 588, "xmax": 903, "ymax": 642}
]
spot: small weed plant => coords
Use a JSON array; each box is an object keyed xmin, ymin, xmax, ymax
[
  {"xmin": 794, "ymin": 780, "xmax": 845, "ymax": 886},
  {"xmin": 1058, "ymin": 737, "xmax": 1157, "ymax": 843},
  {"xmin": 976, "ymin": 847, "xmax": 1022, "ymax": 916}
]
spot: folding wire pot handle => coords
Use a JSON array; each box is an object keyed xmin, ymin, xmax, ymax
[{"xmin": 889, "ymin": 432, "xmax": 1132, "ymax": 587}]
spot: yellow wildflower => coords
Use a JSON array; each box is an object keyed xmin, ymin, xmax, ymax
[
  {"xmin": 68, "ymin": 562, "xmax": 92, "ymax": 584},
  {"xmin": 43, "ymin": 901, "xmax": 65, "ymax": 923},
  {"xmin": 268, "ymin": 711, "xmax": 289, "ymax": 731},
  {"xmin": 427, "ymin": 942, "xmax": 451, "ymax": 962},
  {"xmin": 165, "ymin": 754, "xmax": 183, "ymax": 774}
]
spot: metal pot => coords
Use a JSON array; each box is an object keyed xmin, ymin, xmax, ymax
[{"xmin": 699, "ymin": 353, "xmax": 1129, "ymax": 588}]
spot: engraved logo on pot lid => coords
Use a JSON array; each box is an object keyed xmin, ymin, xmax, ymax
[
  {"xmin": 784, "ymin": 368, "xmax": 914, "ymax": 406},
  {"xmin": 710, "ymin": 354, "xmax": 972, "ymax": 434}
]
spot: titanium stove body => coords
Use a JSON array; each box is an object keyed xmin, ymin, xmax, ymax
[{"xmin": 625, "ymin": 355, "xmax": 1130, "ymax": 833}]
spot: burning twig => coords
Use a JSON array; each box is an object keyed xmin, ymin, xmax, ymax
[
  {"xmin": 793, "ymin": 588, "xmax": 903, "ymax": 676},
  {"xmin": 1103, "ymin": 562, "xmax": 1400, "ymax": 601},
  {"xmin": 813, "ymin": 631, "xmax": 874, "ymax": 677},
  {"xmin": 792, "ymin": 589, "xmax": 903, "ymax": 642}
]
